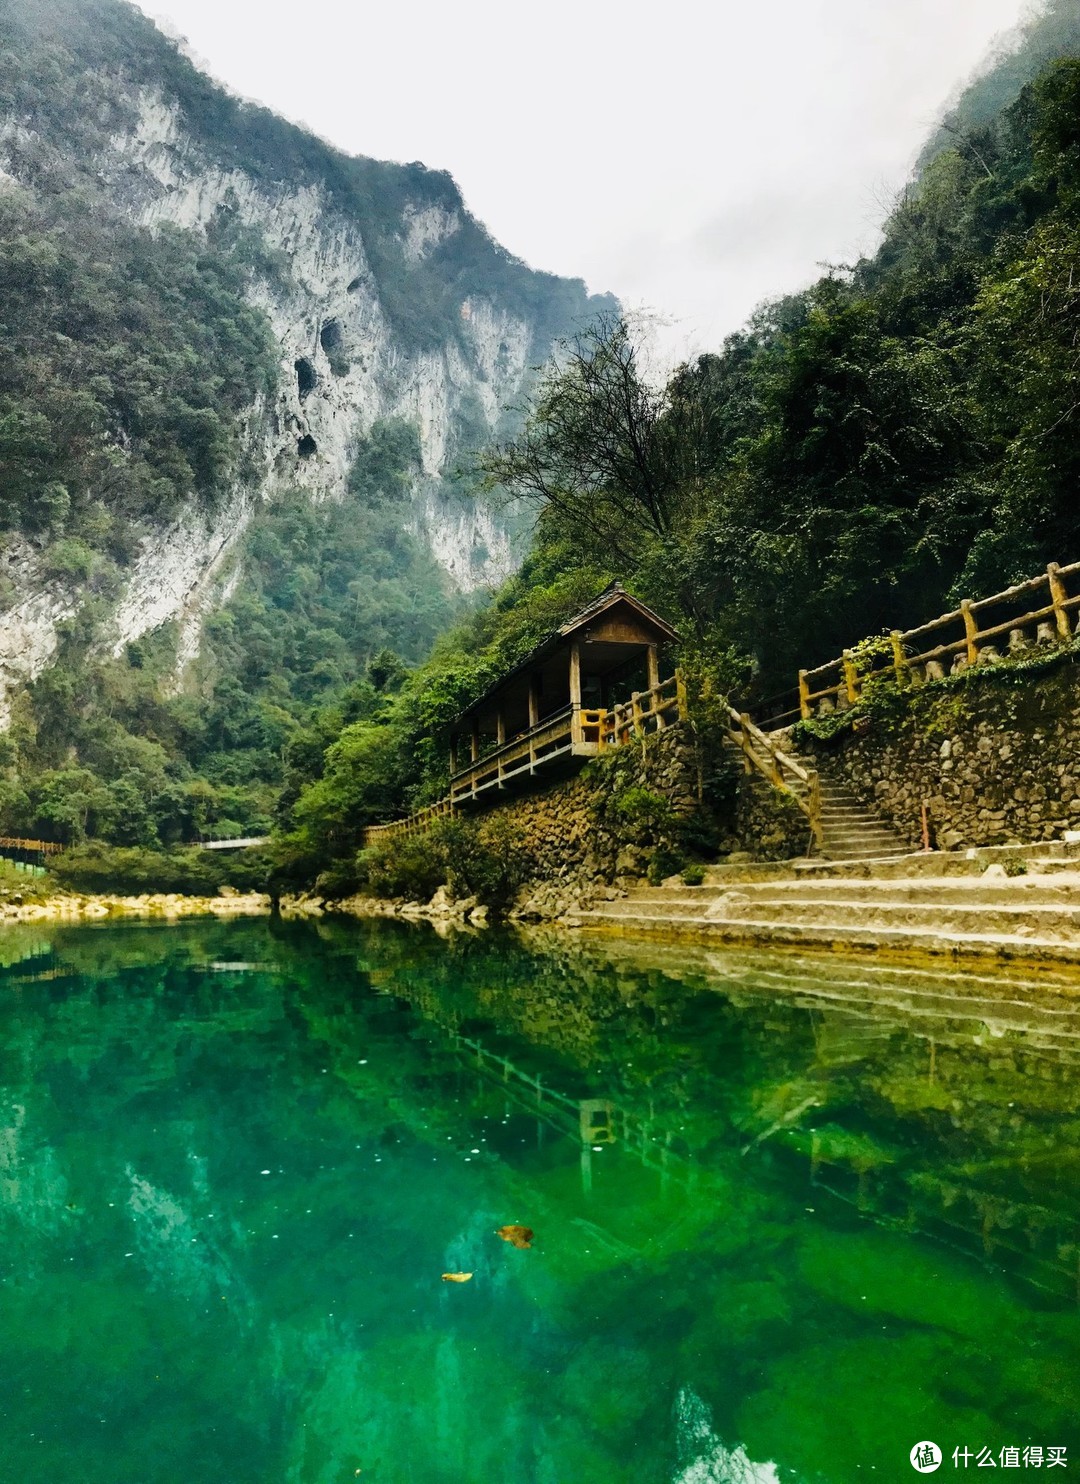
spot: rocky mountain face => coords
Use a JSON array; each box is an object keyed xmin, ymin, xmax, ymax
[{"xmin": 0, "ymin": 0, "xmax": 612, "ymax": 717}]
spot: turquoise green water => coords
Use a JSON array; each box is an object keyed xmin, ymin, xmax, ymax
[{"xmin": 1, "ymin": 918, "xmax": 1079, "ymax": 1483}]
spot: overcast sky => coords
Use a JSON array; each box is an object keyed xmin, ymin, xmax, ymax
[{"xmin": 141, "ymin": 0, "xmax": 1033, "ymax": 360}]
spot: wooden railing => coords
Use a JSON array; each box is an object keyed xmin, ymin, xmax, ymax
[
  {"xmin": 604, "ymin": 673, "xmax": 683, "ymax": 746},
  {"xmin": 724, "ymin": 707, "xmax": 823, "ymax": 849},
  {"xmin": 364, "ymin": 797, "xmax": 455, "ymax": 845},
  {"xmin": 362, "ymin": 673, "xmax": 687, "ymax": 846},
  {"xmin": 758, "ymin": 559, "xmax": 1080, "ymax": 725},
  {"xmin": 0, "ymin": 836, "xmax": 64, "ymax": 857}
]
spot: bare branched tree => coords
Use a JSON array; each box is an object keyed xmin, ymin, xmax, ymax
[{"xmin": 477, "ymin": 316, "xmax": 678, "ymax": 566}]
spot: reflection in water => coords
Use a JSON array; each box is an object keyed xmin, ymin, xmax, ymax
[{"xmin": 0, "ymin": 917, "xmax": 1078, "ymax": 1482}]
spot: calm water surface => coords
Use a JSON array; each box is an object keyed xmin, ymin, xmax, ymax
[{"xmin": 1, "ymin": 917, "xmax": 1079, "ymax": 1483}]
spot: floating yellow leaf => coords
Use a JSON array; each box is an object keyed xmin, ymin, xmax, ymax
[
  {"xmin": 495, "ymin": 1224, "xmax": 534, "ymax": 1249},
  {"xmin": 441, "ymin": 1271, "xmax": 473, "ymax": 1282}
]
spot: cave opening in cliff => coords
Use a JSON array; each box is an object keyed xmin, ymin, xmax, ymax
[
  {"xmin": 297, "ymin": 434, "xmax": 317, "ymax": 459},
  {"xmin": 295, "ymin": 357, "xmax": 317, "ymax": 399},
  {"xmin": 319, "ymin": 320, "xmax": 343, "ymax": 353},
  {"xmin": 346, "ymin": 276, "xmax": 362, "ymax": 293}
]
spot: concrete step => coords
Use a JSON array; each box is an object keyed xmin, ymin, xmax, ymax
[
  {"xmin": 820, "ymin": 830, "xmax": 907, "ymax": 846},
  {"xmin": 576, "ymin": 863, "xmax": 1080, "ymax": 963},
  {"xmin": 742, "ymin": 877, "xmax": 1080, "ymax": 908},
  {"xmin": 613, "ymin": 883, "xmax": 1080, "ymax": 925},
  {"xmin": 572, "ymin": 909, "xmax": 1080, "ymax": 965},
  {"xmin": 717, "ymin": 899, "xmax": 1080, "ymax": 938},
  {"xmin": 821, "ymin": 849, "xmax": 913, "ymax": 863}
]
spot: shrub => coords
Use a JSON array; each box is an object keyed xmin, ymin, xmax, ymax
[
  {"xmin": 681, "ymin": 862, "xmax": 706, "ymax": 886},
  {"xmin": 446, "ymin": 814, "xmax": 530, "ymax": 909},
  {"xmin": 359, "ymin": 834, "xmax": 446, "ymax": 901},
  {"xmin": 647, "ymin": 846, "xmax": 685, "ymax": 885},
  {"xmin": 612, "ymin": 786, "xmax": 674, "ymax": 841}
]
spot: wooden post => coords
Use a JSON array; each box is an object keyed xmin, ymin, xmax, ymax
[
  {"xmin": 470, "ymin": 718, "xmax": 480, "ymax": 763},
  {"xmin": 528, "ymin": 674, "xmax": 540, "ymax": 771},
  {"xmin": 1048, "ymin": 562, "xmax": 1072, "ymax": 641},
  {"xmin": 647, "ymin": 644, "xmax": 663, "ymax": 728},
  {"xmin": 496, "ymin": 709, "xmax": 506, "ymax": 787},
  {"xmin": 890, "ymin": 630, "xmax": 906, "ymax": 684},
  {"xmin": 569, "ymin": 641, "xmax": 583, "ymax": 744},
  {"xmin": 675, "ymin": 667, "xmax": 688, "ymax": 724},
  {"xmin": 798, "ymin": 669, "xmax": 810, "ymax": 721},
  {"xmin": 842, "ymin": 650, "xmax": 858, "ymax": 705},
  {"xmin": 449, "ymin": 734, "xmax": 458, "ymax": 776},
  {"xmin": 960, "ymin": 599, "xmax": 978, "ymax": 663}
]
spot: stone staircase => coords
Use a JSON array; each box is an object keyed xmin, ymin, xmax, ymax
[
  {"xmin": 573, "ymin": 845, "xmax": 1080, "ymax": 964},
  {"xmin": 722, "ymin": 726, "xmax": 909, "ymax": 863},
  {"xmin": 810, "ymin": 772, "xmax": 910, "ymax": 863}
]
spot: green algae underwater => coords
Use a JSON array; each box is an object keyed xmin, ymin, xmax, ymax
[{"xmin": 0, "ymin": 918, "xmax": 1078, "ymax": 1483}]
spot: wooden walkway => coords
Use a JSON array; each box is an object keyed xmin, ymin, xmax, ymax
[{"xmin": 364, "ymin": 673, "xmax": 685, "ymax": 847}]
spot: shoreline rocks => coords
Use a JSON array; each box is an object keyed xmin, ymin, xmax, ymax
[{"xmin": 0, "ymin": 891, "xmax": 272, "ymax": 925}]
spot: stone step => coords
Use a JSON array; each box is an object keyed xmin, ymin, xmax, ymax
[
  {"xmin": 821, "ymin": 847, "xmax": 913, "ymax": 862},
  {"xmin": 716, "ymin": 898, "xmax": 1080, "ymax": 937},
  {"xmin": 820, "ymin": 828, "xmax": 906, "ymax": 844},
  {"xmin": 609, "ymin": 879, "xmax": 1080, "ymax": 920},
  {"xmin": 572, "ymin": 909, "xmax": 1080, "ymax": 964},
  {"xmin": 743, "ymin": 877, "xmax": 1080, "ymax": 908}
]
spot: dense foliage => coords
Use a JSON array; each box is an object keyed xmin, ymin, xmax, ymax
[
  {"xmin": 479, "ymin": 42, "xmax": 1080, "ymax": 696},
  {"xmin": 0, "ymin": 420, "xmax": 459, "ymax": 875},
  {"xmin": 0, "ymin": 189, "xmax": 274, "ymax": 561},
  {"xmin": 7, "ymin": 0, "xmax": 1080, "ymax": 898}
]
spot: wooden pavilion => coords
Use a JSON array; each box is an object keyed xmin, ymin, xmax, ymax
[{"xmin": 446, "ymin": 583, "xmax": 682, "ymax": 805}]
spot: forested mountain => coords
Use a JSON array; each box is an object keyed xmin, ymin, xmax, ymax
[
  {"xmin": 270, "ymin": 0, "xmax": 1080, "ymax": 891},
  {"xmin": 5, "ymin": 0, "xmax": 1080, "ymax": 892},
  {"xmin": 0, "ymin": 0, "xmax": 611, "ymax": 860}
]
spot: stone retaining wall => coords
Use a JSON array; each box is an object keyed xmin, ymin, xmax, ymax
[
  {"xmin": 491, "ymin": 725, "xmax": 699, "ymax": 919},
  {"xmin": 488, "ymin": 726, "xmax": 810, "ymax": 917},
  {"xmin": 799, "ymin": 663, "xmax": 1080, "ymax": 851}
]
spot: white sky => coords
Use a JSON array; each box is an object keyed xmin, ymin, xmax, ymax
[{"xmin": 140, "ymin": 0, "xmax": 1033, "ymax": 360}]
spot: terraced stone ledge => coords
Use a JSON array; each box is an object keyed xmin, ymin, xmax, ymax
[{"xmin": 572, "ymin": 854, "xmax": 1080, "ymax": 968}]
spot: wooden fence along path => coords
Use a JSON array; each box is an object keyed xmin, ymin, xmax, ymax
[
  {"xmin": 0, "ymin": 837, "xmax": 64, "ymax": 858},
  {"xmin": 757, "ymin": 559, "xmax": 1080, "ymax": 726},
  {"xmin": 723, "ymin": 707, "xmax": 823, "ymax": 849}
]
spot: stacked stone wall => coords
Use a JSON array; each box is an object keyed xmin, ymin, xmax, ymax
[
  {"xmin": 480, "ymin": 726, "xmax": 810, "ymax": 917},
  {"xmin": 799, "ymin": 663, "xmax": 1080, "ymax": 851},
  {"xmin": 486, "ymin": 725, "xmax": 699, "ymax": 919}
]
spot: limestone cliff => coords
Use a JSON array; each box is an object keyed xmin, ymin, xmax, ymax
[{"xmin": 0, "ymin": 0, "xmax": 613, "ymax": 716}]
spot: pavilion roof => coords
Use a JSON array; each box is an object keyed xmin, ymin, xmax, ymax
[{"xmin": 446, "ymin": 583, "xmax": 679, "ymax": 731}]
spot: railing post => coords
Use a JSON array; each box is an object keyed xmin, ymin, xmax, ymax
[
  {"xmin": 890, "ymin": 630, "xmax": 907, "ymax": 684},
  {"xmin": 1048, "ymin": 562, "xmax": 1072, "ymax": 641},
  {"xmin": 675, "ymin": 667, "xmax": 688, "ymax": 724},
  {"xmin": 842, "ymin": 650, "xmax": 859, "ymax": 705},
  {"xmin": 798, "ymin": 670, "xmax": 810, "ymax": 720},
  {"xmin": 960, "ymin": 599, "xmax": 978, "ymax": 664}
]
